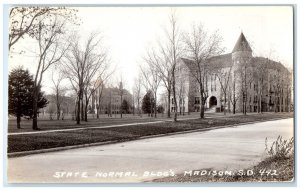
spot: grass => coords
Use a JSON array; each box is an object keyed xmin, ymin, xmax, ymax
[
  {"xmin": 8, "ymin": 112, "xmax": 293, "ymax": 153},
  {"xmin": 152, "ymin": 135, "xmax": 294, "ymax": 183}
]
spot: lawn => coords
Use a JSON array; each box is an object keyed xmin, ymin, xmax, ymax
[
  {"xmin": 8, "ymin": 113, "xmax": 166, "ymax": 133},
  {"xmin": 7, "ymin": 112, "xmax": 293, "ymax": 153}
]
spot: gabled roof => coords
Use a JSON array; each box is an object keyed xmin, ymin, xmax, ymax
[
  {"xmin": 180, "ymin": 53, "xmax": 233, "ymax": 71},
  {"xmin": 180, "ymin": 55, "xmax": 290, "ymax": 74},
  {"xmin": 206, "ymin": 53, "xmax": 233, "ymax": 68},
  {"xmin": 232, "ymin": 32, "xmax": 252, "ymax": 52}
]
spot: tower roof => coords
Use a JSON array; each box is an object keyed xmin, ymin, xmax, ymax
[{"xmin": 232, "ymin": 32, "xmax": 252, "ymax": 52}]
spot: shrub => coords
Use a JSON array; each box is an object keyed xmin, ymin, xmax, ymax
[{"xmin": 265, "ymin": 135, "xmax": 294, "ymax": 159}]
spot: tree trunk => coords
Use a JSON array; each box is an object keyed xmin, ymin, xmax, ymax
[
  {"xmin": 223, "ymin": 94, "xmax": 227, "ymax": 115},
  {"xmin": 120, "ymin": 95, "xmax": 123, "ymax": 118},
  {"xmin": 232, "ymin": 81, "xmax": 236, "ymax": 114},
  {"xmin": 138, "ymin": 100, "xmax": 141, "ymax": 117},
  {"xmin": 200, "ymin": 96, "xmax": 205, "ymax": 119},
  {"xmin": 182, "ymin": 100, "xmax": 185, "ymax": 116},
  {"xmin": 167, "ymin": 89, "xmax": 171, "ymax": 118},
  {"xmin": 154, "ymin": 93, "xmax": 157, "ymax": 118},
  {"xmin": 76, "ymin": 96, "xmax": 81, "ymax": 124},
  {"xmin": 85, "ymin": 102, "xmax": 88, "ymax": 122},
  {"xmin": 172, "ymin": 90, "xmax": 177, "ymax": 122},
  {"xmin": 200, "ymin": 104, "xmax": 205, "ymax": 118},
  {"xmin": 81, "ymin": 99, "xmax": 84, "ymax": 120},
  {"xmin": 32, "ymin": 89, "xmax": 39, "ymax": 130},
  {"xmin": 57, "ymin": 109, "xmax": 60, "ymax": 120},
  {"xmin": 56, "ymin": 93, "xmax": 60, "ymax": 120},
  {"xmin": 84, "ymin": 92, "xmax": 89, "ymax": 122},
  {"xmin": 150, "ymin": 99, "xmax": 153, "ymax": 117},
  {"xmin": 17, "ymin": 114, "xmax": 21, "ymax": 129},
  {"xmin": 259, "ymin": 89, "xmax": 262, "ymax": 113},
  {"xmin": 233, "ymin": 101, "xmax": 236, "ymax": 114}
]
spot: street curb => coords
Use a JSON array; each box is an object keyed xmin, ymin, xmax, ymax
[{"xmin": 7, "ymin": 117, "xmax": 292, "ymax": 158}]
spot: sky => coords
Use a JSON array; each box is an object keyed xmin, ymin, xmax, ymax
[{"xmin": 8, "ymin": 6, "xmax": 294, "ymax": 95}]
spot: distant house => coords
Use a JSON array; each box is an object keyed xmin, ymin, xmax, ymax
[{"xmin": 170, "ymin": 33, "xmax": 292, "ymax": 113}]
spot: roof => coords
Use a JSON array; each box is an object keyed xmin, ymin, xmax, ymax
[
  {"xmin": 181, "ymin": 54, "xmax": 289, "ymax": 74},
  {"xmin": 232, "ymin": 32, "xmax": 252, "ymax": 52},
  {"xmin": 251, "ymin": 57, "xmax": 289, "ymax": 72},
  {"xmin": 206, "ymin": 53, "xmax": 233, "ymax": 68},
  {"xmin": 180, "ymin": 53, "xmax": 233, "ymax": 70}
]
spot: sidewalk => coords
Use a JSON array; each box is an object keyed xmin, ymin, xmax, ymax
[
  {"xmin": 8, "ymin": 112, "xmax": 252, "ymax": 135},
  {"xmin": 7, "ymin": 113, "xmax": 293, "ymax": 156}
]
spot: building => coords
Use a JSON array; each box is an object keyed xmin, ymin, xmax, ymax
[
  {"xmin": 90, "ymin": 84, "xmax": 134, "ymax": 115},
  {"xmin": 42, "ymin": 94, "xmax": 76, "ymax": 118},
  {"xmin": 170, "ymin": 32, "xmax": 292, "ymax": 113}
]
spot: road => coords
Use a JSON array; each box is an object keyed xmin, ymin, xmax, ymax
[{"xmin": 7, "ymin": 118, "xmax": 293, "ymax": 183}]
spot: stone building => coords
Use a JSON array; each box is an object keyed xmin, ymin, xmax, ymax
[
  {"xmin": 90, "ymin": 85, "xmax": 134, "ymax": 115},
  {"xmin": 170, "ymin": 32, "xmax": 292, "ymax": 113}
]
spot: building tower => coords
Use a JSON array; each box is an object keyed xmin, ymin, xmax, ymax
[{"xmin": 231, "ymin": 32, "xmax": 253, "ymax": 113}]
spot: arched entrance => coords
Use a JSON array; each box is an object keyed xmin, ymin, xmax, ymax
[{"xmin": 209, "ymin": 96, "xmax": 217, "ymax": 108}]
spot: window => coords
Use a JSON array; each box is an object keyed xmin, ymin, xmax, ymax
[
  {"xmin": 211, "ymin": 75, "xmax": 213, "ymax": 92},
  {"xmin": 214, "ymin": 74, "xmax": 217, "ymax": 91},
  {"xmin": 195, "ymin": 97, "xmax": 200, "ymax": 104}
]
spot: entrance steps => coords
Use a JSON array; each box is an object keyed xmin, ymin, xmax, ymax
[{"xmin": 205, "ymin": 106, "xmax": 217, "ymax": 113}]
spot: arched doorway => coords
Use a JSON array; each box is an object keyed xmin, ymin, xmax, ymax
[{"xmin": 209, "ymin": 96, "xmax": 217, "ymax": 108}]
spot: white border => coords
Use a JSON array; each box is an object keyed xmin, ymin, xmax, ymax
[{"xmin": 1, "ymin": 0, "xmax": 299, "ymax": 191}]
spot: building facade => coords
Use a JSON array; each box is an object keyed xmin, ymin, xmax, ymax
[
  {"xmin": 90, "ymin": 85, "xmax": 134, "ymax": 115},
  {"xmin": 171, "ymin": 33, "xmax": 292, "ymax": 113}
]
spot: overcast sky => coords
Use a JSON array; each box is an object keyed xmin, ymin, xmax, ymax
[{"xmin": 9, "ymin": 6, "xmax": 293, "ymax": 94}]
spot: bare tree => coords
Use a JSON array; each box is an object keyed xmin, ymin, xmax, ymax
[
  {"xmin": 140, "ymin": 64, "xmax": 161, "ymax": 118},
  {"xmin": 238, "ymin": 60, "xmax": 255, "ymax": 115},
  {"xmin": 229, "ymin": 74, "xmax": 240, "ymax": 114},
  {"xmin": 133, "ymin": 74, "xmax": 143, "ymax": 117},
  {"xmin": 96, "ymin": 82, "xmax": 105, "ymax": 118},
  {"xmin": 176, "ymin": 64, "xmax": 188, "ymax": 115},
  {"xmin": 131, "ymin": 88, "xmax": 135, "ymax": 116},
  {"xmin": 155, "ymin": 10, "xmax": 184, "ymax": 122},
  {"xmin": 83, "ymin": 67, "xmax": 111, "ymax": 122},
  {"xmin": 9, "ymin": 7, "xmax": 77, "ymax": 51},
  {"xmin": 32, "ymin": 16, "xmax": 70, "ymax": 130},
  {"xmin": 215, "ymin": 65, "xmax": 233, "ymax": 115},
  {"xmin": 240, "ymin": 64, "xmax": 248, "ymax": 114},
  {"xmin": 272, "ymin": 68, "xmax": 286, "ymax": 113},
  {"xmin": 183, "ymin": 23, "xmax": 223, "ymax": 118},
  {"xmin": 62, "ymin": 32, "xmax": 107, "ymax": 124},
  {"xmin": 144, "ymin": 47, "xmax": 173, "ymax": 118},
  {"xmin": 50, "ymin": 70, "xmax": 66, "ymax": 120},
  {"xmin": 253, "ymin": 58, "xmax": 270, "ymax": 113}
]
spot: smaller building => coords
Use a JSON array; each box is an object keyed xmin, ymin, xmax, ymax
[{"xmin": 91, "ymin": 85, "xmax": 134, "ymax": 115}]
